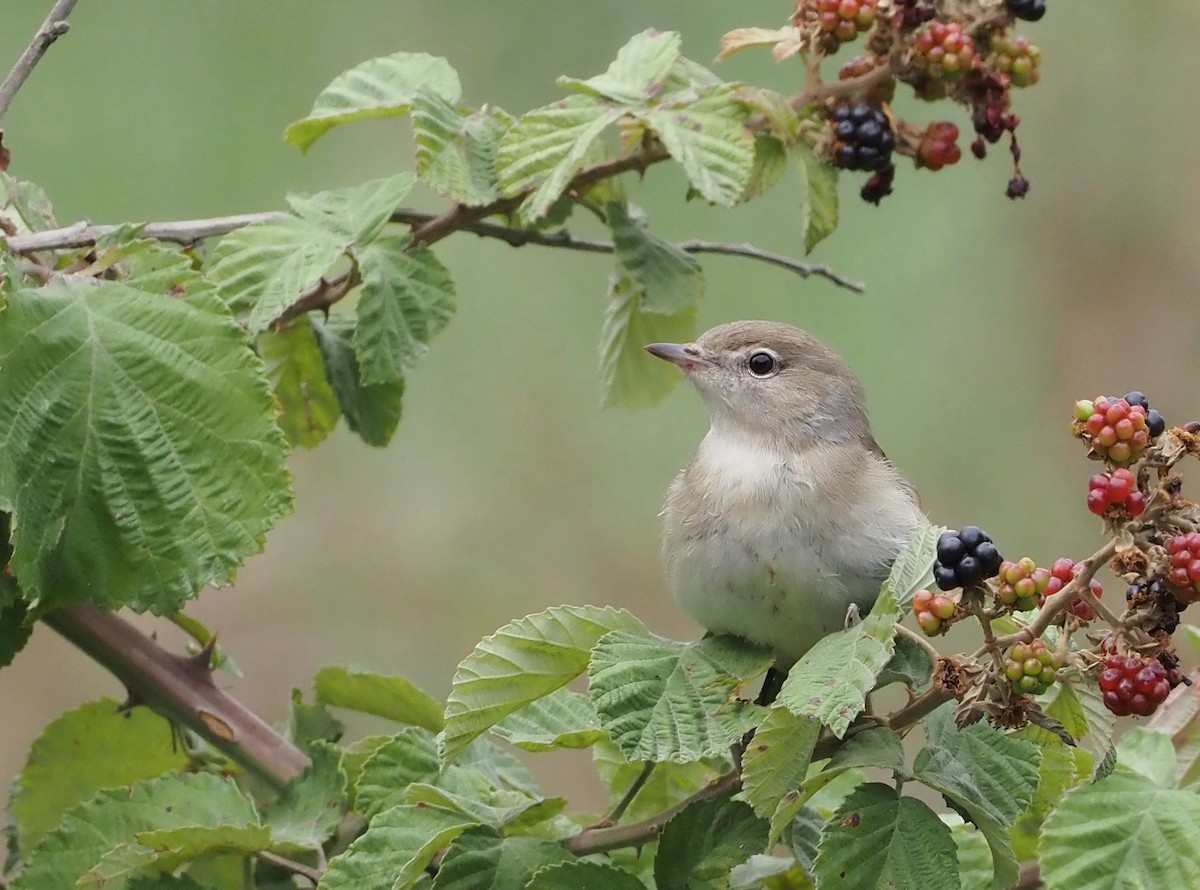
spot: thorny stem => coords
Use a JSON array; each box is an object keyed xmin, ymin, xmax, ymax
[
  {"xmin": 591, "ymin": 761, "xmax": 656, "ymax": 829},
  {"xmin": 256, "ymin": 851, "xmax": 322, "ymax": 887},
  {"xmin": 0, "ymin": 0, "xmax": 79, "ymax": 124}
]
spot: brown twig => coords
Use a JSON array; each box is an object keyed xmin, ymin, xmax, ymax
[
  {"xmin": 591, "ymin": 761, "xmax": 655, "ymax": 829},
  {"xmin": 1015, "ymin": 861, "xmax": 1043, "ymax": 890},
  {"xmin": 0, "ymin": 0, "xmax": 79, "ymax": 124},
  {"xmin": 43, "ymin": 604, "xmax": 310, "ymax": 790},
  {"xmin": 4, "ymin": 213, "xmax": 282, "ymax": 253},
  {"xmin": 256, "ymin": 850, "xmax": 322, "ymax": 886}
]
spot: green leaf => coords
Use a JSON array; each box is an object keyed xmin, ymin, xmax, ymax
[
  {"xmin": 403, "ymin": 784, "xmax": 566, "ymax": 834},
  {"xmin": 608, "ymin": 202, "xmax": 703, "ymax": 314},
  {"xmin": 12, "ymin": 773, "xmax": 257, "ymax": 890},
  {"xmin": 740, "ymin": 707, "xmax": 819, "ymax": 820},
  {"xmin": 490, "ymin": 688, "xmax": 605, "ymax": 752},
  {"xmin": 778, "ymin": 589, "xmax": 902, "ymax": 737},
  {"xmin": 258, "ymin": 319, "xmax": 341, "ymax": 448},
  {"xmin": 559, "ymin": 29, "xmax": 681, "ymax": 105},
  {"xmin": 1041, "ymin": 767, "xmax": 1200, "ymax": 890},
  {"xmin": 796, "ymin": 145, "xmax": 838, "ymax": 255},
  {"xmin": 827, "ymin": 726, "xmax": 907, "ymax": 775},
  {"xmin": 877, "ymin": 635, "xmax": 934, "ymax": 690},
  {"xmin": 431, "ymin": 829, "xmax": 572, "ymax": 890},
  {"xmin": 526, "ymin": 861, "xmax": 646, "ymax": 890},
  {"xmin": 1008, "ymin": 739, "xmax": 1082, "ymax": 861},
  {"xmin": 495, "ymin": 97, "xmax": 621, "ymax": 224},
  {"xmin": 948, "ymin": 818, "xmax": 995, "ymax": 890},
  {"xmin": 0, "ymin": 281, "xmax": 292, "ymax": 614},
  {"xmin": 207, "ymin": 215, "xmax": 347, "ymax": 329},
  {"xmin": 598, "ymin": 273, "xmax": 696, "ymax": 408},
  {"xmin": 646, "ymin": 85, "xmax": 755, "ymax": 207},
  {"xmin": 90, "ymin": 233, "xmax": 209, "ymax": 299},
  {"xmin": 788, "ymin": 806, "xmax": 823, "ymax": 875},
  {"xmin": 286, "ymin": 52, "xmax": 462, "ymax": 152},
  {"xmin": 912, "ymin": 704, "xmax": 1041, "ymax": 890},
  {"xmin": 1147, "ymin": 668, "xmax": 1200, "ymax": 787},
  {"xmin": 10, "ymin": 699, "xmax": 190, "ymax": 857},
  {"xmin": 455, "ymin": 737, "xmax": 543, "ymax": 798},
  {"xmin": 315, "ymin": 665, "xmax": 444, "ymax": 731},
  {"xmin": 289, "ymin": 687, "xmax": 345, "ymax": 750},
  {"xmin": 882, "ymin": 521, "xmax": 943, "ymax": 611},
  {"xmin": 1117, "ymin": 727, "xmax": 1178, "ymax": 789},
  {"xmin": 318, "ymin": 804, "xmax": 478, "ymax": 890},
  {"xmin": 733, "ymin": 87, "xmax": 801, "ymax": 142},
  {"xmin": 353, "ymin": 728, "xmax": 441, "ymax": 818},
  {"xmin": 655, "ymin": 798, "xmax": 769, "ymax": 890},
  {"xmin": 0, "ymin": 173, "xmax": 56, "ymax": 235},
  {"xmin": 729, "ymin": 855, "xmax": 810, "ymax": 890},
  {"xmin": 813, "ymin": 783, "xmax": 960, "ymax": 890},
  {"xmin": 441, "ymin": 604, "xmax": 645, "ymax": 764},
  {"xmin": 0, "ymin": 561, "xmax": 32, "ymax": 667},
  {"xmin": 261, "ymin": 742, "xmax": 347, "ymax": 851},
  {"xmin": 80, "ymin": 823, "xmax": 272, "ymax": 887},
  {"xmin": 412, "ymin": 92, "xmax": 509, "ymax": 206},
  {"xmin": 353, "ymin": 235, "xmax": 456, "ymax": 385},
  {"xmin": 311, "ymin": 315, "xmax": 404, "ymax": 447},
  {"xmin": 588, "ymin": 631, "xmax": 771, "ymax": 763},
  {"xmin": 286, "ymin": 172, "xmax": 416, "ymax": 245},
  {"xmin": 741, "ymin": 134, "xmax": 789, "ymax": 202},
  {"xmin": 592, "ymin": 736, "xmax": 720, "ymax": 823}
]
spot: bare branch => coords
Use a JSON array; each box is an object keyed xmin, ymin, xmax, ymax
[
  {"xmin": 257, "ymin": 850, "xmax": 322, "ymax": 886},
  {"xmin": 4, "ymin": 212, "xmax": 282, "ymax": 253},
  {"xmin": 44, "ymin": 604, "xmax": 310, "ymax": 790},
  {"xmin": 0, "ymin": 0, "xmax": 81, "ymax": 124}
]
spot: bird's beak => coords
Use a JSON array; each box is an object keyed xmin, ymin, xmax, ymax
[{"xmin": 644, "ymin": 342, "xmax": 712, "ymax": 370}]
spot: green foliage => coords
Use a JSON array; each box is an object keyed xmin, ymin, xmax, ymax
[
  {"xmin": 314, "ymin": 665, "xmax": 444, "ymax": 731},
  {"xmin": 311, "ymin": 315, "xmax": 405, "ymax": 447},
  {"xmin": 739, "ymin": 707, "xmax": 819, "ymax": 822},
  {"xmin": 489, "ymin": 688, "xmax": 605, "ymax": 752},
  {"xmin": 655, "ymin": 799, "xmax": 768, "ymax": 890},
  {"xmin": 259, "ymin": 320, "xmax": 341, "ymax": 448},
  {"xmin": 431, "ymin": 830, "xmax": 572, "ymax": 890}
]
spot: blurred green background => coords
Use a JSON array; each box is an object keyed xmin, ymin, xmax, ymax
[{"xmin": 1, "ymin": 2, "xmax": 1198, "ymax": 804}]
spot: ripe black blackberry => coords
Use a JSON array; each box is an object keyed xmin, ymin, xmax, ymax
[
  {"xmin": 831, "ymin": 104, "xmax": 895, "ymax": 172},
  {"xmin": 1005, "ymin": 0, "xmax": 1046, "ymax": 22},
  {"xmin": 1122, "ymin": 391, "xmax": 1167, "ymax": 439},
  {"xmin": 934, "ymin": 526, "xmax": 1003, "ymax": 590}
]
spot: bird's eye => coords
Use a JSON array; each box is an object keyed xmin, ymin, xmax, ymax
[{"xmin": 747, "ymin": 351, "xmax": 777, "ymax": 377}]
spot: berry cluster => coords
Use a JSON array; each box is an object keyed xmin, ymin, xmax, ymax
[
  {"xmin": 913, "ymin": 588, "xmax": 956, "ymax": 635},
  {"xmin": 1003, "ymin": 639, "xmax": 1061, "ymax": 695},
  {"xmin": 1074, "ymin": 394, "xmax": 1158, "ymax": 464},
  {"xmin": 895, "ymin": 0, "xmax": 935, "ymax": 29},
  {"xmin": 1098, "ymin": 652, "xmax": 1171, "ymax": 717},
  {"xmin": 934, "ymin": 526, "xmax": 1002, "ymax": 590},
  {"xmin": 1005, "ymin": 0, "xmax": 1046, "ymax": 23},
  {"xmin": 912, "ymin": 21, "xmax": 978, "ymax": 81},
  {"xmin": 830, "ymin": 104, "xmax": 895, "ymax": 172},
  {"xmin": 1087, "ymin": 469, "xmax": 1146, "ymax": 518},
  {"xmin": 1165, "ymin": 533, "xmax": 1200, "ymax": 604},
  {"xmin": 917, "ymin": 122, "xmax": 962, "ymax": 171},
  {"xmin": 995, "ymin": 557, "xmax": 1049, "ymax": 611},
  {"xmin": 991, "ymin": 35, "xmax": 1042, "ymax": 88},
  {"xmin": 799, "ymin": 0, "xmax": 879, "ymax": 47},
  {"xmin": 1039, "ymin": 557, "xmax": 1104, "ymax": 621}
]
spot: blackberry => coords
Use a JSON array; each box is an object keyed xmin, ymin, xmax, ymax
[
  {"xmin": 831, "ymin": 104, "xmax": 895, "ymax": 172},
  {"xmin": 860, "ymin": 164, "xmax": 895, "ymax": 204},
  {"xmin": 1005, "ymin": 0, "xmax": 1046, "ymax": 22},
  {"xmin": 934, "ymin": 526, "xmax": 1002, "ymax": 590}
]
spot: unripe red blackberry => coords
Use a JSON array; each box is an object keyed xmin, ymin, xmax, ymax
[
  {"xmin": 917, "ymin": 121, "xmax": 962, "ymax": 171},
  {"xmin": 798, "ymin": 0, "xmax": 879, "ymax": 47},
  {"xmin": 913, "ymin": 588, "xmax": 956, "ymax": 635},
  {"xmin": 1165, "ymin": 533, "xmax": 1200, "ymax": 604},
  {"xmin": 912, "ymin": 21, "xmax": 978, "ymax": 81},
  {"xmin": 992, "ymin": 35, "xmax": 1042, "ymax": 88},
  {"xmin": 1086, "ymin": 469, "xmax": 1146, "ymax": 519},
  {"xmin": 1039, "ymin": 557, "xmax": 1103, "ymax": 621},
  {"xmin": 1074, "ymin": 394, "xmax": 1160, "ymax": 463},
  {"xmin": 1098, "ymin": 652, "xmax": 1170, "ymax": 717},
  {"xmin": 995, "ymin": 557, "xmax": 1050, "ymax": 611},
  {"xmin": 1003, "ymin": 639, "xmax": 1061, "ymax": 695},
  {"xmin": 830, "ymin": 103, "xmax": 895, "ymax": 172}
]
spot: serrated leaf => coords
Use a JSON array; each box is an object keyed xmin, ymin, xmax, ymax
[
  {"xmin": 664, "ymin": 56, "xmax": 723, "ymax": 92},
  {"xmin": 526, "ymin": 861, "xmax": 646, "ymax": 890},
  {"xmin": 592, "ymin": 737, "xmax": 719, "ymax": 823},
  {"xmin": 412, "ymin": 92, "xmax": 508, "ymax": 206},
  {"xmin": 490, "ymin": 688, "xmax": 605, "ymax": 752},
  {"xmin": 734, "ymin": 87, "xmax": 800, "ymax": 141},
  {"xmin": 1008, "ymin": 739, "xmax": 1082, "ymax": 861},
  {"xmin": 813, "ymin": 783, "xmax": 959, "ymax": 890},
  {"xmin": 877, "ymin": 635, "xmax": 934, "ymax": 690},
  {"xmin": 259, "ymin": 319, "xmax": 341, "ymax": 448},
  {"xmin": 0, "ymin": 173, "xmax": 56, "ymax": 235},
  {"xmin": 598, "ymin": 272, "xmax": 696, "ymax": 408},
  {"xmin": 207, "ymin": 215, "xmax": 347, "ymax": 327},
  {"xmin": 289, "ymin": 687, "xmax": 345, "ymax": 750},
  {"xmin": 741, "ymin": 134, "xmax": 789, "ymax": 202},
  {"xmin": 262, "ymin": 742, "xmax": 346, "ymax": 851},
  {"xmin": 404, "ymin": 783, "xmax": 566, "ymax": 833},
  {"xmin": 646, "ymin": 85, "xmax": 755, "ymax": 207},
  {"xmin": 431, "ymin": 829, "xmax": 572, "ymax": 890},
  {"xmin": 948, "ymin": 819, "xmax": 995, "ymax": 890},
  {"xmin": 1071, "ymin": 677, "xmax": 1117, "ymax": 774},
  {"xmin": 716, "ymin": 27, "xmax": 805, "ymax": 63},
  {"xmin": 1041, "ymin": 767, "xmax": 1200, "ymax": 890},
  {"xmin": 315, "ymin": 665, "xmax": 444, "ymax": 731},
  {"xmin": 0, "ymin": 281, "xmax": 292, "ymax": 614},
  {"xmin": 778, "ymin": 589, "xmax": 901, "ymax": 737},
  {"xmin": 730, "ymin": 854, "xmax": 810, "ymax": 890},
  {"xmin": 311, "ymin": 315, "xmax": 404, "ymax": 447},
  {"xmin": 11, "ymin": 773, "xmax": 256, "ymax": 890},
  {"xmin": 319, "ymin": 804, "xmax": 478, "ymax": 890},
  {"xmin": 608, "ymin": 202, "xmax": 703, "ymax": 314},
  {"xmin": 91, "ymin": 235, "xmax": 209, "ymax": 298},
  {"xmin": 913, "ymin": 704, "xmax": 1041, "ymax": 890},
  {"xmin": 788, "ymin": 806, "xmax": 823, "ymax": 875},
  {"xmin": 0, "ymin": 589, "xmax": 30, "ymax": 668},
  {"xmin": 10, "ymin": 699, "xmax": 189, "ymax": 857},
  {"xmin": 882, "ymin": 522, "xmax": 943, "ymax": 611},
  {"xmin": 1117, "ymin": 727, "xmax": 1178, "ymax": 789},
  {"xmin": 1148, "ymin": 672, "xmax": 1200, "ymax": 787},
  {"xmin": 741, "ymin": 707, "xmax": 819, "ymax": 820},
  {"xmin": 588, "ymin": 631, "xmax": 771, "ymax": 763},
  {"xmin": 441, "ymin": 605, "xmax": 645, "ymax": 764},
  {"xmin": 796, "ymin": 146, "xmax": 838, "ymax": 255},
  {"xmin": 353, "ymin": 235, "xmax": 456, "ymax": 385},
  {"xmin": 455, "ymin": 737, "xmax": 543, "ymax": 798},
  {"xmin": 286, "ymin": 172, "xmax": 415, "ymax": 245},
  {"xmin": 559, "ymin": 29, "xmax": 681, "ymax": 105},
  {"xmin": 827, "ymin": 726, "xmax": 907, "ymax": 775},
  {"xmin": 353, "ymin": 728, "xmax": 441, "ymax": 818},
  {"xmin": 286, "ymin": 52, "xmax": 462, "ymax": 152},
  {"xmin": 495, "ymin": 97, "xmax": 621, "ymax": 224},
  {"xmin": 655, "ymin": 798, "xmax": 768, "ymax": 890},
  {"xmin": 80, "ymin": 823, "xmax": 272, "ymax": 887}
]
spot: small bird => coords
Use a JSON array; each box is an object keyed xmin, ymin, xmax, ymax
[{"xmin": 646, "ymin": 320, "xmax": 925, "ymax": 671}]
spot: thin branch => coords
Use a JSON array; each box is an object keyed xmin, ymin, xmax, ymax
[
  {"xmin": 43, "ymin": 604, "xmax": 310, "ymax": 790},
  {"xmin": 256, "ymin": 850, "xmax": 322, "ymax": 886},
  {"xmin": 894, "ymin": 621, "xmax": 941, "ymax": 663},
  {"xmin": 1015, "ymin": 862, "xmax": 1043, "ymax": 890},
  {"xmin": 0, "ymin": 0, "xmax": 80, "ymax": 124},
  {"xmin": 593, "ymin": 762, "xmax": 655, "ymax": 829},
  {"xmin": 4, "ymin": 212, "xmax": 282, "ymax": 253}
]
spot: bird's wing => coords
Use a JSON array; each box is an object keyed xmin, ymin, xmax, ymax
[{"xmin": 865, "ymin": 434, "xmax": 921, "ymax": 507}]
